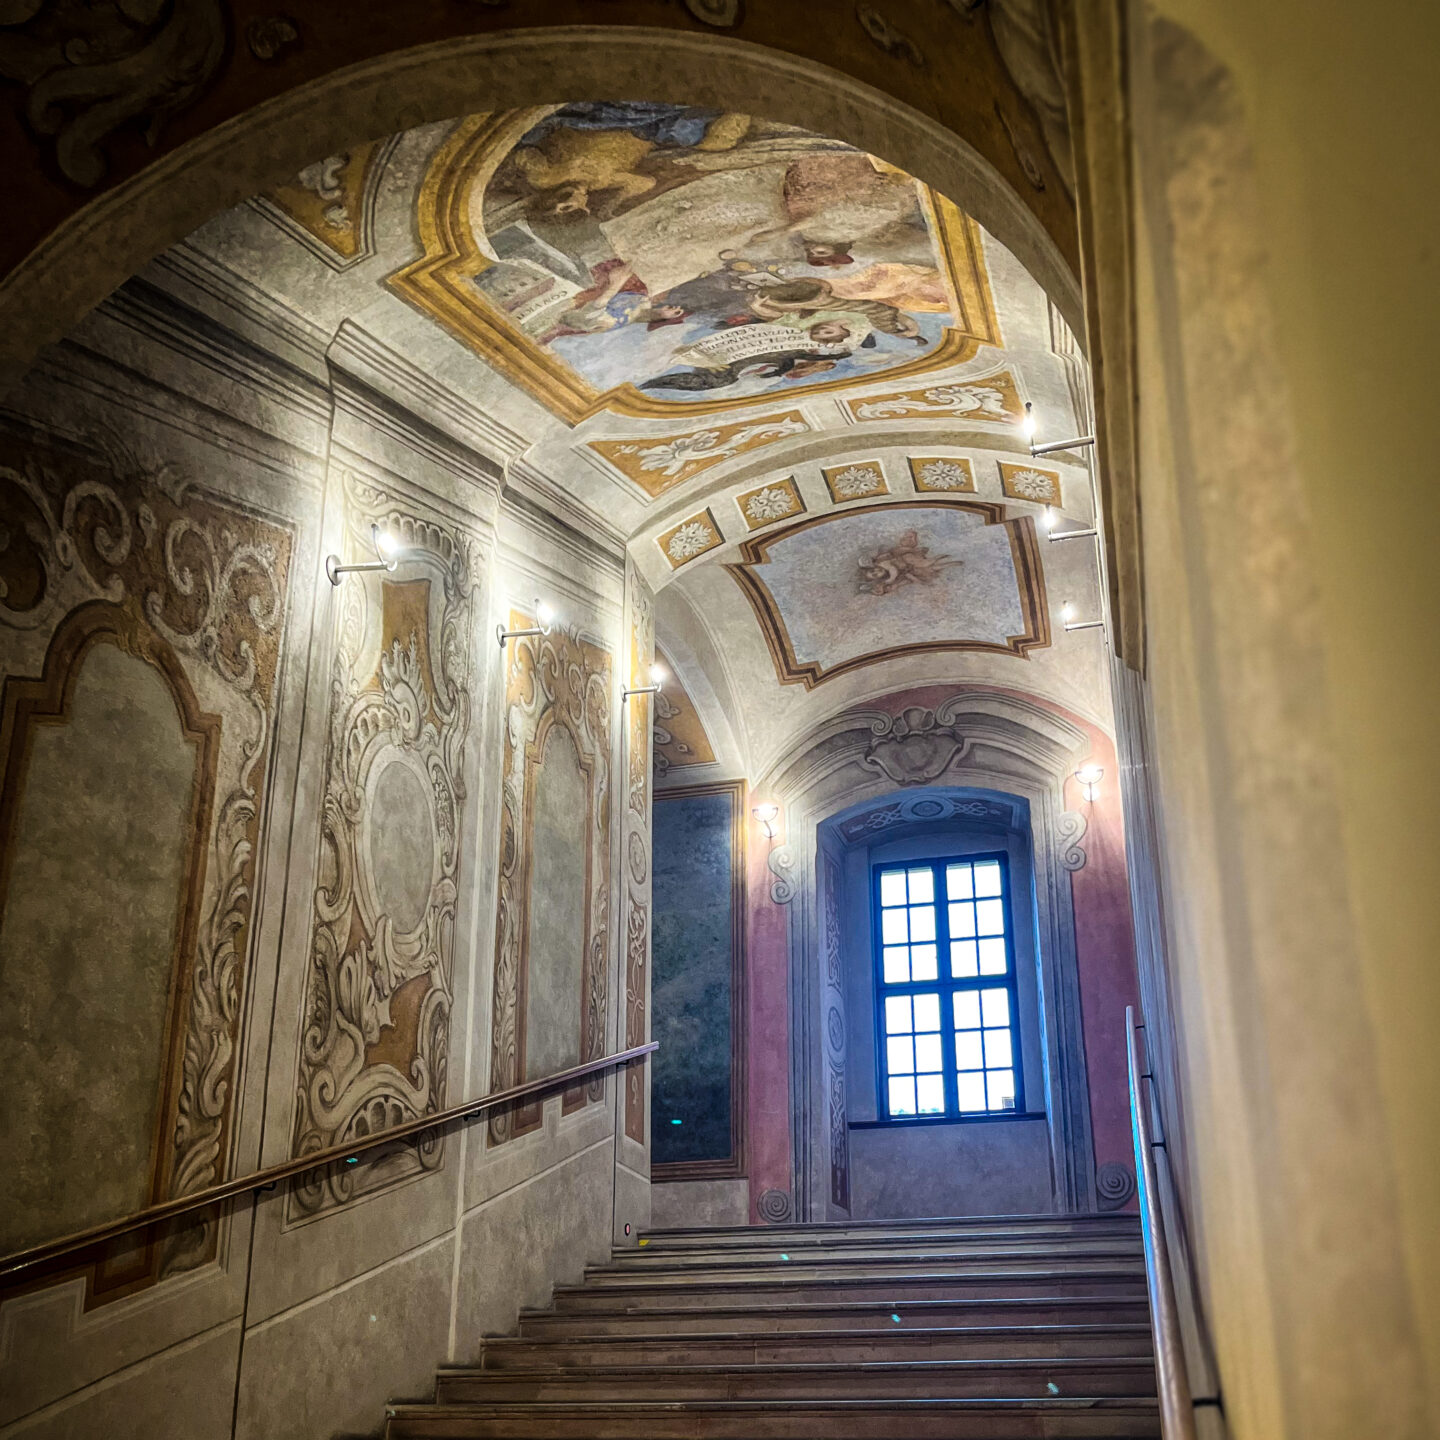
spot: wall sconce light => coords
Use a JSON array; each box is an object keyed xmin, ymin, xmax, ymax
[
  {"xmin": 496, "ymin": 599, "xmax": 555, "ymax": 649},
  {"xmin": 1042, "ymin": 504, "xmax": 1100, "ymax": 544},
  {"xmin": 752, "ymin": 802, "xmax": 780, "ymax": 840},
  {"xmin": 1022, "ymin": 400, "xmax": 1096, "ymax": 458},
  {"xmin": 1075, "ymin": 763, "xmax": 1105, "ymax": 803},
  {"xmin": 1061, "ymin": 601, "xmax": 1104, "ymax": 633},
  {"xmin": 623, "ymin": 663, "xmax": 666, "ymax": 701},
  {"xmin": 326, "ymin": 524, "xmax": 401, "ymax": 586}
]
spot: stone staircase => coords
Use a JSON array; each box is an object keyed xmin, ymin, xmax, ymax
[{"xmin": 385, "ymin": 1213, "xmax": 1160, "ymax": 1437}]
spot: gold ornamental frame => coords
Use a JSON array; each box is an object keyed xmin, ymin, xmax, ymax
[{"xmin": 388, "ymin": 111, "xmax": 1002, "ymax": 426}]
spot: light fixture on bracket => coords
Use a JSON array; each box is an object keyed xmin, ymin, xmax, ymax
[
  {"xmin": 1041, "ymin": 506, "xmax": 1100, "ymax": 544},
  {"xmin": 752, "ymin": 802, "xmax": 780, "ymax": 841},
  {"xmin": 496, "ymin": 599, "xmax": 555, "ymax": 649},
  {"xmin": 623, "ymin": 663, "xmax": 666, "ymax": 701},
  {"xmin": 1074, "ymin": 763, "xmax": 1105, "ymax": 803},
  {"xmin": 1061, "ymin": 601, "xmax": 1104, "ymax": 633},
  {"xmin": 326, "ymin": 524, "xmax": 402, "ymax": 586},
  {"xmin": 1023, "ymin": 401, "xmax": 1096, "ymax": 458}
]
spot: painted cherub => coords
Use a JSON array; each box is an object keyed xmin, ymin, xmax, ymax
[{"xmin": 858, "ymin": 530, "xmax": 962, "ymax": 596}]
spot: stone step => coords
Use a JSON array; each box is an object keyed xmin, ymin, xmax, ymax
[
  {"xmin": 552, "ymin": 1269, "xmax": 1148, "ymax": 1311},
  {"xmin": 482, "ymin": 1321, "xmax": 1154, "ymax": 1367},
  {"xmin": 435, "ymin": 1357, "xmax": 1159, "ymax": 1404},
  {"xmin": 638, "ymin": 1215, "xmax": 1140, "ymax": 1249},
  {"xmin": 584, "ymin": 1252, "xmax": 1146, "ymax": 1287},
  {"xmin": 385, "ymin": 1396, "xmax": 1163, "ymax": 1438},
  {"xmin": 616, "ymin": 1236, "xmax": 1144, "ymax": 1268}
]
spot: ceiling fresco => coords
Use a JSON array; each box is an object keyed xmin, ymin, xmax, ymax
[
  {"xmin": 388, "ymin": 104, "xmax": 1000, "ymax": 423},
  {"xmin": 725, "ymin": 500, "xmax": 1050, "ymax": 688}
]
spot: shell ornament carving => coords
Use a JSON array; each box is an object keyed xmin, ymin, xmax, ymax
[
  {"xmin": 1097, "ymin": 1161, "xmax": 1136, "ymax": 1210},
  {"xmin": 758, "ymin": 1188, "xmax": 793, "ymax": 1223}
]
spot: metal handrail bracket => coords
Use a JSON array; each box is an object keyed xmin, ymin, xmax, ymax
[
  {"xmin": 0, "ymin": 1040, "xmax": 657, "ymax": 1284},
  {"xmin": 1127, "ymin": 1004, "xmax": 1199, "ymax": 1440}
]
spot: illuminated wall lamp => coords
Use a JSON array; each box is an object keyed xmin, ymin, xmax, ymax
[
  {"xmin": 752, "ymin": 802, "xmax": 780, "ymax": 840},
  {"xmin": 497, "ymin": 599, "xmax": 555, "ymax": 649},
  {"xmin": 1075, "ymin": 763, "xmax": 1105, "ymax": 803},
  {"xmin": 1061, "ymin": 601, "xmax": 1104, "ymax": 633},
  {"xmin": 623, "ymin": 663, "xmax": 666, "ymax": 701},
  {"xmin": 1041, "ymin": 506, "xmax": 1099, "ymax": 543},
  {"xmin": 326, "ymin": 524, "xmax": 401, "ymax": 585},
  {"xmin": 1023, "ymin": 401, "xmax": 1096, "ymax": 458}
]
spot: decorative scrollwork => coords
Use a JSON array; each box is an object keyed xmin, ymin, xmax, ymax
[
  {"xmin": 768, "ymin": 843, "xmax": 797, "ymax": 905},
  {"xmin": 1097, "ymin": 1161, "xmax": 1136, "ymax": 1210},
  {"xmin": 758, "ymin": 1188, "xmax": 793, "ymax": 1223},
  {"xmin": 1057, "ymin": 809, "xmax": 1088, "ymax": 871},
  {"xmin": 290, "ymin": 475, "xmax": 476, "ymax": 1216},
  {"xmin": 0, "ymin": 0, "xmax": 227, "ymax": 187}
]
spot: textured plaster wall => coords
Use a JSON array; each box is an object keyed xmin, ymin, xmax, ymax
[
  {"xmin": 0, "ymin": 250, "xmax": 641, "ymax": 1437},
  {"xmin": 1117, "ymin": 3, "xmax": 1440, "ymax": 1435}
]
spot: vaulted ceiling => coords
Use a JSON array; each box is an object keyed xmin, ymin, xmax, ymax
[{"xmin": 155, "ymin": 99, "xmax": 1110, "ymax": 780}]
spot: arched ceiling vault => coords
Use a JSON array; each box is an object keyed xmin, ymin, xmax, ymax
[{"xmin": 16, "ymin": 88, "xmax": 1111, "ymax": 786}]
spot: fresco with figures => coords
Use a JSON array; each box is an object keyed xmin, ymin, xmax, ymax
[{"xmin": 396, "ymin": 103, "xmax": 999, "ymax": 419}]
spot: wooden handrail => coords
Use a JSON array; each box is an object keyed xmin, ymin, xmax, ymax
[
  {"xmin": 0, "ymin": 1040, "xmax": 657, "ymax": 1283},
  {"xmin": 1127, "ymin": 1005, "xmax": 1197, "ymax": 1440}
]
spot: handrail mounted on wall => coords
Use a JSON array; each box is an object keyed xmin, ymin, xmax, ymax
[
  {"xmin": 1127, "ymin": 1004, "xmax": 1199, "ymax": 1440},
  {"xmin": 0, "ymin": 1040, "xmax": 657, "ymax": 1285}
]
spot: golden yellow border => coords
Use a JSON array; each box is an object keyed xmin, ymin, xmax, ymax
[{"xmin": 388, "ymin": 113, "xmax": 1003, "ymax": 426}]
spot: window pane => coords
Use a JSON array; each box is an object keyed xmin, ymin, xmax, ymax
[
  {"xmin": 885, "ymin": 995, "xmax": 912, "ymax": 1033},
  {"xmin": 946, "ymin": 863, "xmax": 973, "ymax": 900},
  {"xmin": 980, "ymin": 988, "xmax": 1010, "ymax": 1027},
  {"xmin": 908, "ymin": 905, "xmax": 936, "ymax": 942},
  {"xmin": 914, "ymin": 1033, "xmax": 943, "ymax": 1072},
  {"xmin": 954, "ymin": 1029, "xmax": 984, "ymax": 1069},
  {"xmin": 912, "ymin": 993, "xmax": 941, "ymax": 1032},
  {"xmin": 975, "ymin": 898, "xmax": 1006, "ymax": 935},
  {"xmin": 953, "ymin": 990, "xmax": 981, "ymax": 1029},
  {"xmin": 883, "ymin": 946, "xmax": 910, "ymax": 984},
  {"xmin": 949, "ymin": 902, "xmax": 976, "ymax": 938},
  {"xmin": 978, "ymin": 937, "xmax": 1008, "ymax": 974},
  {"xmin": 987, "ymin": 1069, "xmax": 1016, "ymax": 1110},
  {"xmin": 950, "ymin": 939, "xmax": 978, "ymax": 978},
  {"xmin": 956, "ymin": 1071, "xmax": 987, "ymax": 1111},
  {"xmin": 881, "ymin": 908, "xmax": 908, "ymax": 945},
  {"xmin": 880, "ymin": 870, "xmax": 907, "ymax": 907},
  {"xmin": 910, "ymin": 944, "xmax": 937, "ymax": 981},
  {"xmin": 888, "ymin": 1076, "xmax": 916, "ymax": 1116},
  {"xmin": 974, "ymin": 861, "xmax": 1003, "ymax": 897},
  {"xmin": 983, "ymin": 1027, "xmax": 1013, "ymax": 1068},
  {"xmin": 887, "ymin": 1035, "xmax": 915, "ymax": 1074},
  {"xmin": 916, "ymin": 1074, "xmax": 946, "ymax": 1114},
  {"xmin": 907, "ymin": 868, "xmax": 934, "ymax": 904}
]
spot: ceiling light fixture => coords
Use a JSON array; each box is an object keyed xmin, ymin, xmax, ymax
[
  {"xmin": 623, "ymin": 663, "xmax": 666, "ymax": 701},
  {"xmin": 1075, "ymin": 763, "xmax": 1105, "ymax": 803},
  {"xmin": 752, "ymin": 802, "xmax": 781, "ymax": 840},
  {"xmin": 1021, "ymin": 400, "xmax": 1096, "ymax": 458},
  {"xmin": 326, "ymin": 524, "xmax": 402, "ymax": 585},
  {"xmin": 497, "ymin": 598, "xmax": 555, "ymax": 649}
]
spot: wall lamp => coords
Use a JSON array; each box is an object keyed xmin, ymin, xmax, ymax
[
  {"xmin": 1041, "ymin": 507, "xmax": 1100, "ymax": 544},
  {"xmin": 1022, "ymin": 401, "xmax": 1096, "ymax": 458},
  {"xmin": 752, "ymin": 802, "xmax": 780, "ymax": 840},
  {"xmin": 1061, "ymin": 601, "xmax": 1104, "ymax": 633},
  {"xmin": 623, "ymin": 663, "xmax": 666, "ymax": 701},
  {"xmin": 326, "ymin": 524, "xmax": 401, "ymax": 585},
  {"xmin": 1075, "ymin": 764, "xmax": 1105, "ymax": 803},
  {"xmin": 497, "ymin": 599, "xmax": 554, "ymax": 649}
]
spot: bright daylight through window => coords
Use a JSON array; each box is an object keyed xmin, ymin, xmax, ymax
[{"xmin": 874, "ymin": 856, "xmax": 1023, "ymax": 1120}]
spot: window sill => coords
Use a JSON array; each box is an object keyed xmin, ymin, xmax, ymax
[{"xmin": 848, "ymin": 1112, "xmax": 1047, "ymax": 1130}]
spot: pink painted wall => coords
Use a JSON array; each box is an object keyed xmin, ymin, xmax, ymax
[
  {"xmin": 745, "ymin": 832, "xmax": 793, "ymax": 1223},
  {"xmin": 841, "ymin": 684, "xmax": 1142, "ymax": 1212}
]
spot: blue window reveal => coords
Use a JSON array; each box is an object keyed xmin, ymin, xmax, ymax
[{"xmin": 873, "ymin": 854, "xmax": 1025, "ymax": 1120}]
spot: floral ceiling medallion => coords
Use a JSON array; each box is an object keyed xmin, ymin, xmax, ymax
[
  {"xmin": 736, "ymin": 477, "xmax": 805, "ymax": 530},
  {"xmin": 910, "ymin": 455, "xmax": 976, "ymax": 493},
  {"xmin": 659, "ymin": 509, "xmax": 724, "ymax": 568},
  {"xmin": 999, "ymin": 461, "xmax": 1061, "ymax": 505},
  {"xmin": 823, "ymin": 460, "xmax": 888, "ymax": 503}
]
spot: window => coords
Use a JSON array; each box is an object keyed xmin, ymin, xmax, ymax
[{"xmin": 873, "ymin": 855, "xmax": 1024, "ymax": 1120}]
